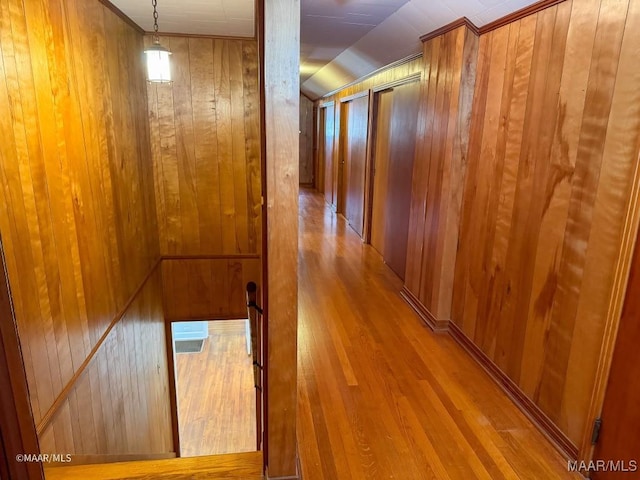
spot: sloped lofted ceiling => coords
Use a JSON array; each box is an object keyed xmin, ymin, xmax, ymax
[
  {"xmin": 301, "ymin": 0, "xmax": 542, "ymax": 99},
  {"xmin": 110, "ymin": 0, "xmax": 542, "ymax": 99}
]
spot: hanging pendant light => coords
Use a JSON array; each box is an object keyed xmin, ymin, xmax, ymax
[{"xmin": 144, "ymin": 0, "xmax": 171, "ymax": 83}]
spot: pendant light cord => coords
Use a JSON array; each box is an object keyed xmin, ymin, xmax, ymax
[{"xmin": 152, "ymin": 0, "xmax": 160, "ymax": 43}]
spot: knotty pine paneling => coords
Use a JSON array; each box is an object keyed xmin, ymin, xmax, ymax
[
  {"xmin": 404, "ymin": 25, "xmax": 479, "ymax": 319},
  {"xmin": 0, "ymin": 0, "xmax": 160, "ymax": 444},
  {"xmin": 452, "ymin": 0, "xmax": 640, "ymax": 447},
  {"xmin": 39, "ymin": 269, "xmax": 173, "ymax": 458},
  {"xmin": 161, "ymin": 258, "xmax": 261, "ymax": 321},
  {"xmin": 146, "ymin": 36, "xmax": 262, "ymax": 257}
]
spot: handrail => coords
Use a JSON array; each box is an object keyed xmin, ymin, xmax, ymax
[{"xmin": 246, "ymin": 282, "xmax": 264, "ymax": 451}]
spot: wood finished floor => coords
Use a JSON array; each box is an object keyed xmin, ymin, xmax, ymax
[
  {"xmin": 297, "ymin": 189, "xmax": 582, "ymax": 480},
  {"xmin": 175, "ymin": 320, "xmax": 256, "ymax": 457}
]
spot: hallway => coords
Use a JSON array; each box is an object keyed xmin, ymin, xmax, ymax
[{"xmin": 296, "ymin": 189, "xmax": 580, "ymax": 480}]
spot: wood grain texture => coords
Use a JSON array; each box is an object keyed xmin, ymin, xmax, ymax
[
  {"xmin": 319, "ymin": 103, "xmax": 336, "ymax": 207},
  {"xmin": 320, "ymin": 57, "xmax": 423, "ymax": 106},
  {"xmin": 262, "ymin": 0, "xmax": 300, "ymax": 476},
  {"xmin": 452, "ymin": 0, "xmax": 640, "ymax": 450},
  {"xmin": 297, "ymin": 189, "xmax": 581, "ymax": 480},
  {"xmin": 592, "ymin": 225, "xmax": 640, "ymax": 477},
  {"xmin": 370, "ymin": 90, "xmax": 393, "ymax": 255},
  {"xmin": 404, "ymin": 25, "xmax": 479, "ymax": 320},
  {"xmin": 300, "ymin": 94, "xmax": 314, "ymax": 185},
  {"xmin": 43, "ymin": 451, "xmax": 263, "ymax": 480},
  {"xmin": 38, "ymin": 269, "xmax": 173, "ymax": 459},
  {"xmin": 0, "ymin": 0, "xmax": 164, "ymax": 460},
  {"xmin": 0, "ymin": 237, "xmax": 43, "ymax": 479},
  {"xmin": 161, "ymin": 257, "xmax": 260, "ymax": 321},
  {"xmin": 383, "ymin": 80, "xmax": 420, "ymax": 279},
  {"xmin": 342, "ymin": 94, "xmax": 370, "ymax": 238},
  {"xmin": 146, "ymin": 35, "xmax": 262, "ymax": 257},
  {"xmin": 176, "ymin": 320, "xmax": 256, "ymax": 457}
]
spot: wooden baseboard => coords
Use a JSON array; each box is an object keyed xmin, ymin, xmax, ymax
[
  {"xmin": 400, "ymin": 287, "xmax": 449, "ymax": 332},
  {"xmin": 399, "ymin": 286, "xmax": 579, "ymax": 460},
  {"xmin": 447, "ymin": 321, "xmax": 579, "ymax": 460}
]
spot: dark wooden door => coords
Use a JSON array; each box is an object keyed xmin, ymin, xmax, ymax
[
  {"xmin": 370, "ymin": 90, "xmax": 394, "ymax": 255},
  {"xmin": 343, "ymin": 94, "xmax": 369, "ymax": 237},
  {"xmin": 382, "ymin": 81, "xmax": 420, "ymax": 279},
  {"xmin": 322, "ymin": 104, "xmax": 336, "ymax": 207},
  {"xmin": 591, "ymin": 227, "xmax": 640, "ymax": 478}
]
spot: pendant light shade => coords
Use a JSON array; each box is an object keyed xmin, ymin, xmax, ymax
[
  {"xmin": 145, "ymin": 0, "xmax": 171, "ymax": 83},
  {"xmin": 145, "ymin": 41, "xmax": 172, "ymax": 83}
]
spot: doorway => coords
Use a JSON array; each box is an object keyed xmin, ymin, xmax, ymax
[
  {"xmin": 318, "ymin": 102, "xmax": 336, "ymax": 208},
  {"xmin": 171, "ymin": 320, "xmax": 256, "ymax": 457},
  {"xmin": 340, "ymin": 93, "xmax": 370, "ymax": 237},
  {"xmin": 591, "ymin": 226, "xmax": 640, "ymax": 478},
  {"xmin": 369, "ymin": 80, "xmax": 420, "ymax": 279}
]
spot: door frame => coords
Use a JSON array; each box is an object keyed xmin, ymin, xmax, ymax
[
  {"xmin": 578, "ymin": 154, "xmax": 640, "ymax": 463},
  {"xmin": 339, "ymin": 91, "xmax": 371, "ymax": 236},
  {"xmin": 366, "ymin": 74, "xmax": 423, "ymax": 246},
  {"xmin": 0, "ymin": 235, "xmax": 44, "ymax": 480}
]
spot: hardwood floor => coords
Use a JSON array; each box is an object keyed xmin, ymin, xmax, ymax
[
  {"xmin": 175, "ymin": 321, "xmax": 256, "ymax": 457},
  {"xmin": 44, "ymin": 451, "xmax": 263, "ymax": 480},
  {"xmin": 297, "ymin": 189, "xmax": 582, "ymax": 480}
]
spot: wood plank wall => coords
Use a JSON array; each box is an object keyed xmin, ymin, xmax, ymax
[
  {"xmin": 162, "ymin": 257, "xmax": 260, "ymax": 321},
  {"xmin": 403, "ymin": 25, "xmax": 478, "ymax": 325},
  {"xmin": 317, "ymin": 0, "xmax": 640, "ymax": 460},
  {"xmin": 146, "ymin": 35, "xmax": 263, "ymax": 321},
  {"xmin": 452, "ymin": 0, "xmax": 640, "ymax": 449},
  {"xmin": 147, "ymin": 36, "xmax": 261, "ymax": 258},
  {"xmin": 39, "ymin": 269, "xmax": 173, "ymax": 457},
  {"xmin": 0, "ymin": 0, "xmax": 171, "ymax": 459}
]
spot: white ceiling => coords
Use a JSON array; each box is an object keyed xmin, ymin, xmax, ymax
[
  {"xmin": 110, "ymin": 0, "xmax": 542, "ymax": 98},
  {"xmin": 110, "ymin": 0, "xmax": 255, "ymax": 37},
  {"xmin": 301, "ymin": 0, "xmax": 542, "ymax": 99}
]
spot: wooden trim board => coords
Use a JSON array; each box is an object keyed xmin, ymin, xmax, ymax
[
  {"xmin": 478, "ymin": 0, "xmax": 567, "ymax": 34},
  {"xmin": 322, "ymin": 53, "xmax": 423, "ymax": 99},
  {"xmin": 420, "ymin": 17, "xmax": 479, "ymax": 43},
  {"xmin": 448, "ymin": 322, "xmax": 579, "ymax": 460},
  {"xmin": 400, "ymin": 288, "xmax": 579, "ymax": 460},
  {"xmin": 400, "ymin": 287, "xmax": 450, "ymax": 332},
  {"xmin": 340, "ymin": 90, "xmax": 370, "ymax": 104},
  {"xmin": 371, "ymin": 72, "xmax": 422, "ymax": 93},
  {"xmin": 97, "ymin": 0, "xmax": 144, "ymax": 34},
  {"xmin": 578, "ymin": 150, "xmax": 640, "ymax": 461}
]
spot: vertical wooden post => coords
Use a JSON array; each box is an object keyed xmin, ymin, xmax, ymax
[{"xmin": 261, "ymin": 0, "xmax": 300, "ymax": 477}]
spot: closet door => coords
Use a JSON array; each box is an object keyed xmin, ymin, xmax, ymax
[
  {"xmin": 384, "ymin": 81, "xmax": 420, "ymax": 279},
  {"xmin": 343, "ymin": 94, "xmax": 370, "ymax": 237},
  {"xmin": 321, "ymin": 104, "xmax": 336, "ymax": 207},
  {"xmin": 370, "ymin": 90, "xmax": 394, "ymax": 255}
]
